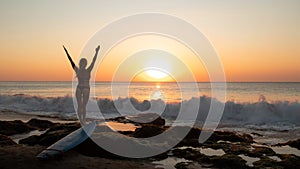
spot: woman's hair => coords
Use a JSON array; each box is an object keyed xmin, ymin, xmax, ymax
[{"xmin": 79, "ymin": 58, "xmax": 87, "ymax": 68}]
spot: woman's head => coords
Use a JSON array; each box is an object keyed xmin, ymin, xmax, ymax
[{"xmin": 79, "ymin": 58, "xmax": 87, "ymax": 69}]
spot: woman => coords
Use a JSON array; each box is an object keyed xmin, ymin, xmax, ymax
[{"xmin": 63, "ymin": 45, "xmax": 100, "ymax": 124}]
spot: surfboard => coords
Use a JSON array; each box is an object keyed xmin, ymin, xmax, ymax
[{"xmin": 37, "ymin": 121, "xmax": 96, "ymax": 159}]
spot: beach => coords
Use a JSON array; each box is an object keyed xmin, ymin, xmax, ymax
[
  {"xmin": 0, "ymin": 82, "xmax": 300, "ymax": 168},
  {"xmin": 0, "ymin": 109, "xmax": 299, "ymax": 169},
  {"xmin": 0, "ymin": 145, "xmax": 156, "ymax": 169},
  {"xmin": 1, "ymin": 0, "xmax": 300, "ymax": 168},
  {"xmin": 0, "ymin": 110, "xmax": 157, "ymax": 169},
  {"xmin": 0, "ymin": 82, "xmax": 300, "ymax": 169}
]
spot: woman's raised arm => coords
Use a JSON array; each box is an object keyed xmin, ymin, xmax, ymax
[
  {"xmin": 87, "ymin": 45, "xmax": 100, "ymax": 71},
  {"xmin": 63, "ymin": 45, "xmax": 77, "ymax": 70}
]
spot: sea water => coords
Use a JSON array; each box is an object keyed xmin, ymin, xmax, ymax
[
  {"xmin": 1, "ymin": 82, "xmax": 299, "ymax": 102},
  {"xmin": 0, "ymin": 81, "xmax": 300, "ymax": 144}
]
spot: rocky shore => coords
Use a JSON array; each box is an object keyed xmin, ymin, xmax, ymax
[{"xmin": 0, "ymin": 112, "xmax": 299, "ymax": 169}]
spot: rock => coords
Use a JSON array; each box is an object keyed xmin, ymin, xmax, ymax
[
  {"xmin": 255, "ymin": 154, "xmax": 300, "ymax": 169},
  {"xmin": 132, "ymin": 125, "xmax": 165, "ymax": 138},
  {"xmin": 207, "ymin": 131, "xmax": 253, "ymax": 144},
  {"xmin": 275, "ymin": 139, "xmax": 300, "ymax": 150},
  {"xmin": 176, "ymin": 128, "xmax": 253, "ymax": 148},
  {"xmin": 75, "ymin": 137, "xmax": 120, "ymax": 159},
  {"xmin": 184, "ymin": 127, "xmax": 202, "ymax": 139},
  {"xmin": 204, "ymin": 142, "xmax": 229, "ymax": 150},
  {"xmin": 0, "ymin": 134, "xmax": 16, "ymax": 145},
  {"xmin": 210, "ymin": 154, "xmax": 249, "ymax": 169},
  {"xmin": 26, "ymin": 118, "xmax": 57, "ymax": 130},
  {"xmin": 109, "ymin": 113, "xmax": 165, "ymax": 128},
  {"xmin": 175, "ymin": 162, "xmax": 189, "ymax": 169},
  {"xmin": 221, "ymin": 143, "xmax": 250, "ymax": 155},
  {"xmin": 0, "ymin": 120, "xmax": 34, "ymax": 136},
  {"xmin": 177, "ymin": 138, "xmax": 201, "ymax": 148},
  {"xmin": 286, "ymin": 139, "xmax": 300, "ymax": 150},
  {"xmin": 19, "ymin": 135, "xmax": 40, "ymax": 146},
  {"xmin": 174, "ymin": 128, "xmax": 254, "ymax": 149},
  {"xmin": 0, "ymin": 119, "xmax": 56, "ymax": 136},
  {"xmin": 173, "ymin": 126, "xmax": 202, "ymax": 147},
  {"xmin": 247, "ymin": 146, "xmax": 276, "ymax": 157},
  {"xmin": 75, "ymin": 125, "xmax": 174, "ymax": 158},
  {"xmin": 19, "ymin": 122, "xmax": 80, "ymax": 146},
  {"xmin": 278, "ymin": 154, "xmax": 300, "ymax": 168},
  {"xmin": 109, "ymin": 116, "xmax": 129, "ymax": 123},
  {"xmin": 253, "ymin": 156, "xmax": 279, "ymax": 169},
  {"xmin": 126, "ymin": 113, "xmax": 165, "ymax": 126},
  {"xmin": 172, "ymin": 148, "xmax": 205, "ymax": 161},
  {"xmin": 251, "ymin": 132, "xmax": 263, "ymax": 137},
  {"xmin": 151, "ymin": 152, "xmax": 169, "ymax": 160}
]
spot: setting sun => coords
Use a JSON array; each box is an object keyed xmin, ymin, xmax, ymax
[{"xmin": 145, "ymin": 69, "xmax": 168, "ymax": 79}]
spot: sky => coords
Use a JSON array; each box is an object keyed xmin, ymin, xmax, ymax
[{"xmin": 0, "ymin": 0, "xmax": 299, "ymax": 82}]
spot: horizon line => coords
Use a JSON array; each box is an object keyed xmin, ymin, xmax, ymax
[{"xmin": 0, "ymin": 80, "xmax": 300, "ymax": 83}]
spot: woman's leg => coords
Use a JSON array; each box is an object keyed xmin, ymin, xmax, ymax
[
  {"xmin": 76, "ymin": 87, "xmax": 83, "ymax": 123},
  {"xmin": 82, "ymin": 88, "xmax": 90, "ymax": 124}
]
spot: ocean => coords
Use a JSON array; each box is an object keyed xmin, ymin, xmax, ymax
[
  {"xmin": 0, "ymin": 81, "xmax": 300, "ymax": 144},
  {"xmin": 1, "ymin": 82, "xmax": 299, "ymax": 102}
]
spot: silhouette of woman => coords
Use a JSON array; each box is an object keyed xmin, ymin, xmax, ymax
[{"xmin": 63, "ymin": 45, "xmax": 100, "ymax": 124}]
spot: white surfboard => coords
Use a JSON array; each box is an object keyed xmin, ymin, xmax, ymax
[{"xmin": 37, "ymin": 121, "xmax": 96, "ymax": 159}]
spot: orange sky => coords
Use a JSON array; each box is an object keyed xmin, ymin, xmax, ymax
[{"xmin": 0, "ymin": 1, "xmax": 299, "ymax": 82}]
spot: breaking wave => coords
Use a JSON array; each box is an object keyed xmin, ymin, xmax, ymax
[{"xmin": 0, "ymin": 94, "xmax": 299, "ymax": 127}]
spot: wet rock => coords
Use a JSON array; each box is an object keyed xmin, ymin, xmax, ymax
[
  {"xmin": 19, "ymin": 122, "xmax": 80, "ymax": 146},
  {"xmin": 251, "ymin": 132, "xmax": 263, "ymax": 137},
  {"xmin": 253, "ymin": 156, "xmax": 279, "ymax": 169},
  {"xmin": 75, "ymin": 125, "xmax": 168, "ymax": 159},
  {"xmin": 0, "ymin": 134, "xmax": 16, "ymax": 145},
  {"xmin": 286, "ymin": 139, "xmax": 300, "ymax": 150},
  {"xmin": 173, "ymin": 126, "xmax": 202, "ymax": 147},
  {"xmin": 126, "ymin": 113, "xmax": 166, "ymax": 126},
  {"xmin": 132, "ymin": 125, "xmax": 165, "ymax": 138},
  {"xmin": 204, "ymin": 142, "xmax": 229, "ymax": 150},
  {"xmin": 26, "ymin": 118, "xmax": 57, "ymax": 130},
  {"xmin": 207, "ymin": 131, "xmax": 254, "ymax": 144},
  {"xmin": 255, "ymin": 154, "xmax": 300, "ymax": 169},
  {"xmin": 19, "ymin": 135, "xmax": 40, "ymax": 146},
  {"xmin": 75, "ymin": 137, "xmax": 121, "ymax": 159},
  {"xmin": 0, "ymin": 120, "xmax": 34, "ymax": 136},
  {"xmin": 174, "ymin": 127, "xmax": 254, "ymax": 148},
  {"xmin": 247, "ymin": 146, "xmax": 276, "ymax": 157},
  {"xmin": 110, "ymin": 113, "xmax": 165, "ymax": 127},
  {"xmin": 172, "ymin": 148, "xmax": 206, "ymax": 162},
  {"xmin": 184, "ymin": 127, "xmax": 202, "ymax": 139},
  {"xmin": 109, "ymin": 116, "xmax": 129, "ymax": 123},
  {"xmin": 152, "ymin": 152, "xmax": 169, "ymax": 160},
  {"xmin": 275, "ymin": 139, "xmax": 300, "ymax": 150},
  {"xmin": 0, "ymin": 119, "xmax": 56, "ymax": 136},
  {"xmin": 221, "ymin": 143, "xmax": 250, "ymax": 155},
  {"xmin": 278, "ymin": 154, "xmax": 300, "ymax": 168},
  {"xmin": 175, "ymin": 162, "xmax": 189, "ymax": 169},
  {"xmin": 177, "ymin": 139, "xmax": 201, "ymax": 148},
  {"xmin": 210, "ymin": 154, "xmax": 249, "ymax": 169}
]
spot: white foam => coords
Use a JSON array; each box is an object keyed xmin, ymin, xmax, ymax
[{"xmin": 0, "ymin": 95, "xmax": 299, "ymax": 129}]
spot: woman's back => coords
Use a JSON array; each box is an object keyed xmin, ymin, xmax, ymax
[{"xmin": 76, "ymin": 68, "xmax": 91, "ymax": 87}]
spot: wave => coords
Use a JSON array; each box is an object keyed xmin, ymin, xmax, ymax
[{"xmin": 0, "ymin": 94, "xmax": 299, "ymax": 127}]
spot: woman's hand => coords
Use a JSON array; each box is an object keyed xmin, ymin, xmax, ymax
[{"xmin": 95, "ymin": 45, "xmax": 100, "ymax": 53}]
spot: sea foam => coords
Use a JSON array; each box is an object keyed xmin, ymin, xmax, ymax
[{"xmin": 0, "ymin": 94, "xmax": 299, "ymax": 127}]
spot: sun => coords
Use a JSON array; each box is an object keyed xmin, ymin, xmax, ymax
[
  {"xmin": 131, "ymin": 68, "xmax": 173, "ymax": 82},
  {"xmin": 145, "ymin": 69, "xmax": 168, "ymax": 79}
]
